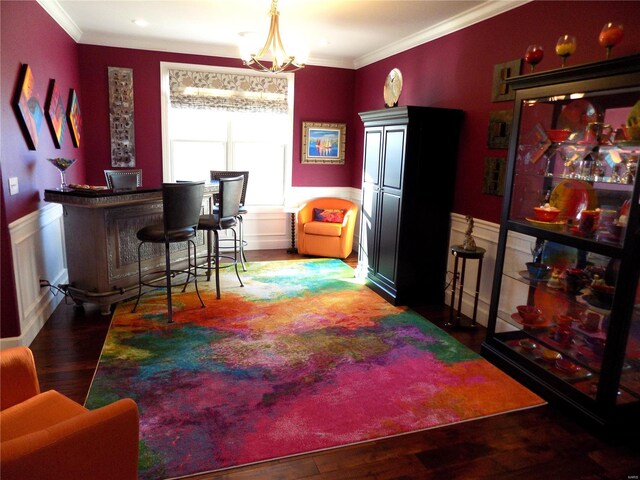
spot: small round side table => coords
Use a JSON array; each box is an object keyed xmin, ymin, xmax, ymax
[{"xmin": 446, "ymin": 245, "xmax": 486, "ymax": 328}]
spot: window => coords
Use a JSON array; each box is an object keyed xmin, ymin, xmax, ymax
[{"xmin": 161, "ymin": 63, "xmax": 294, "ymax": 207}]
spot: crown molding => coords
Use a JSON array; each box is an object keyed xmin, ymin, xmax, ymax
[
  {"xmin": 353, "ymin": 0, "xmax": 531, "ymax": 69},
  {"xmin": 37, "ymin": 0, "xmax": 82, "ymax": 41},
  {"xmin": 38, "ymin": 0, "xmax": 530, "ymax": 71},
  {"xmin": 70, "ymin": 32, "xmax": 355, "ymax": 70}
]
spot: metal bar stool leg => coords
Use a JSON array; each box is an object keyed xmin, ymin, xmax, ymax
[
  {"xmin": 190, "ymin": 238, "xmax": 205, "ymax": 308},
  {"xmin": 165, "ymin": 242, "xmax": 173, "ymax": 323},
  {"xmin": 238, "ymin": 215, "xmax": 247, "ymax": 271},
  {"xmin": 132, "ymin": 242, "xmax": 145, "ymax": 313},
  {"xmin": 232, "ymin": 228, "xmax": 244, "ymax": 288},
  {"xmin": 213, "ymin": 230, "xmax": 221, "ymax": 299}
]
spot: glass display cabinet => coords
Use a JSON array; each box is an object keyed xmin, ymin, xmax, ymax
[{"xmin": 482, "ymin": 54, "xmax": 640, "ymax": 430}]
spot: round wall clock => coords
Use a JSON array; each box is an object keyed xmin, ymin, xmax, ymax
[{"xmin": 384, "ymin": 68, "xmax": 403, "ymax": 108}]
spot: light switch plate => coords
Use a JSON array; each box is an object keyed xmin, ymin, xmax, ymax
[{"xmin": 8, "ymin": 177, "xmax": 19, "ymax": 196}]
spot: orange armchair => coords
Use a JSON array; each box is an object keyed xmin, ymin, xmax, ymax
[
  {"xmin": 297, "ymin": 197, "xmax": 358, "ymax": 259},
  {"xmin": 0, "ymin": 346, "xmax": 139, "ymax": 480}
]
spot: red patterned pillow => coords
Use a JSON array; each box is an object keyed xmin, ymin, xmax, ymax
[{"xmin": 313, "ymin": 208, "xmax": 346, "ymax": 223}]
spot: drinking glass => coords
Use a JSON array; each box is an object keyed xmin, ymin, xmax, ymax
[
  {"xmin": 599, "ymin": 23, "xmax": 624, "ymax": 59},
  {"xmin": 555, "ymin": 35, "xmax": 576, "ymax": 67},
  {"xmin": 524, "ymin": 45, "xmax": 544, "ymax": 73}
]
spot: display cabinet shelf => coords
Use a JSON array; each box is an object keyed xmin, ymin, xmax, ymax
[{"xmin": 482, "ymin": 54, "xmax": 640, "ymax": 432}]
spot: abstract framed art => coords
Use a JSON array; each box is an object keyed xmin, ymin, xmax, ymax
[
  {"xmin": 491, "ymin": 59, "xmax": 521, "ymax": 102},
  {"xmin": 488, "ymin": 110, "xmax": 513, "ymax": 149},
  {"xmin": 13, "ymin": 64, "xmax": 44, "ymax": 150},
  {"xmin": 67, "ymin": 88, "xmax": 82, "ymax": 147},
  {"xmin": 45, "ymin": 79, "xmax": 66, "ymax": 148},
  {"xmin": 301, "ymin": 122, "xmax": 346, "ymax": 164}
]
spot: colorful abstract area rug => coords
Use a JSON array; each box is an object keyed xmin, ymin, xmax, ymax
[{"xmin": 86, "ymin": 258, "xmax": 544, "ymax": 479}]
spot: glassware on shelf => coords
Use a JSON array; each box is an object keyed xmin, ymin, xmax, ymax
[
  {"xmin": 46, "ymin": 158, "xmax": 76, "ymax": 191},
  {"xmin": 524, "ymin": 45, "xmax": 544, "ymax": 73},
  {"xmin": 555, "ymin": 35, "xmax": 577, "ymax": 67},
  {"xmin": 599, "ymin": 23, "xmax": 624, "ymax": 59}
]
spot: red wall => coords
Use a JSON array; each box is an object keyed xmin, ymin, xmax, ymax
[
  {"xmin": 353, "ymin": 1, "xmax": 640, "ymax": 223},
  {"xmin": 1, "ymin": 0, "xmax": 84, "ymax": 337},
  {"xmin": 78, "ymin": 45, "xmax": 356, "ymax": 187},
  {"xmin": 1, "ymin": 1, "xmax": 85, "ymax": 224},
  {"xmin": 2, "ymin": 0, "xmax": 640, "ymax": 338}
]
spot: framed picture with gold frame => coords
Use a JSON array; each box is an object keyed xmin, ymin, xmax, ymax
[{"xmin": 301, "ymin": 122, "xmax": 346, "ymax": 164}]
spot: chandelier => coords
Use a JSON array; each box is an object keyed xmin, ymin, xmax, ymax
[{"xmin": 240, "ymin": 0, "xmax": 305, "ymax": 74}]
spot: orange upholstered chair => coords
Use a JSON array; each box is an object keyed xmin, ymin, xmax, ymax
[
  {"xmin": 0, "ymin": 346, "xmax": 139, "ymax": 480},
  {"xmin": 297, "ymin": 197, "xmax": 358, "ymax": 259}
]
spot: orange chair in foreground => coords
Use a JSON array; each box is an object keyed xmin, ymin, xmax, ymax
[
  {"xmin": 297, "ymin": 197, "xmax": 358, "ymax": 259},
  {"xmin": 0, "ymin": 346, "xmax": 139, "ymax": 480}
]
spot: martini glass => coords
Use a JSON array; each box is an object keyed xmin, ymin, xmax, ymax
[{"xmin": 47, "ymin": 158, "xmax": 76, "ymax": 191}]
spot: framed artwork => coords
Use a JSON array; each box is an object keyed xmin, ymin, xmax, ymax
[
  {"xmin": 108, "ymin": 67, "xmax": 136, "ymax": 167},
  {"xmin": 13, "ymin": 64, "xmax": 44, "ymax": 150},
  {"xmin": 45, "ymin": 79, "xmax": 66, "ymax": 148},
  {"xmin": 67, "ymin": 88, "xmax": 82, "ymax": 147},
  {"xmin": 488, "ymin": 110, "xmax": 513, "ymax": 149},
  {"xmin": 483, "ymin": 157, "xmax": 506, "ymax": 196},
  {"xmin": 301, "ymin": 122, "xmax": 346, "ymax": 164},
  {"xmin": 491, "ymin": 59, "xmax": 521, "ymax": 102}
]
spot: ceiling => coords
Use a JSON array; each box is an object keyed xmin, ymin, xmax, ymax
[{"xmin": 39, "ymin": 0, "xmax": 529, "ymax": 69}]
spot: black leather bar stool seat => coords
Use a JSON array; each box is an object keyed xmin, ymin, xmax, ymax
[{"xmin": 132, "ymin": 181, "xmax": 205, "ymax": 323}]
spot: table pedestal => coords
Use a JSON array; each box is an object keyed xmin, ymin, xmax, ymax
[
  {"xmin": 283, "ymin": 207, "xmax": 299, "ymax": 254},
  {"xmin": 446, "ymin": 245, "xmax": 486, "ymax": 328}
]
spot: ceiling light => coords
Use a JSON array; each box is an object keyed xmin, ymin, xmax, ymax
[
  {"xmin": 240, "ymin": 0, "xmax": 304, "ymax": 74},
  {"xmin": 132, "ymin": 19, "xmax": 148, "ymax": 27}
]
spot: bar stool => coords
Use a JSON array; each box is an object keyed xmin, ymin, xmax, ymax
[
  {"xmin": 104, "ymin": 169, "xmax": 142, "ymax": 190},
  {"xmin": 446, "ymin": 245, "xmax": 486, "ymax": 328},
  {"xmin": 210, "ymin": 171, "xmax": 249, "ymax": 271},
  {"xmin": 132, "ymin": 181, "xmax": 205, "ymax": 323},
  {"xmin": 197, "ymin": 175, "xmax": 245, "ymax": 299}
]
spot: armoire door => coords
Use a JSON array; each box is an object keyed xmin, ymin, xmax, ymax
[
  {"xmin": 360, "ymin": 127, "xmax": 383, "ymax": 276},
  {"xmin": 376, "ymin": 127, "xmax": 406, "ymax": 285}
]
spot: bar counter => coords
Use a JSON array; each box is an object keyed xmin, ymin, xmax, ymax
[{"xmin": 44, "ymin": 183, "xmax": 218, "ymax": 314}]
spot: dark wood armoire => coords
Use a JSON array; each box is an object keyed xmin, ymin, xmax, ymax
[{"xmin": 358, "ymin": 106, "xmax": 464, "ymax": 305}]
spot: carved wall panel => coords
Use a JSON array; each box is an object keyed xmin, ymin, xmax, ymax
[{"xmin": 108, "ymin": 67, "xmax": 136, "ymax": 167}]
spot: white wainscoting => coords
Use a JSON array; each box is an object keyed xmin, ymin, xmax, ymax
[
  {"xmin": 7, "ymin": 191, "xmax": 531, "ymax": 347},
  {"xmin": 3, "ymin": 203, "xmax": 68, "ymax": 348},
  {"xmin": 245, "ymin": 186, "xmax": 362, "ymax": 251},
  {"xmin": 2, "ymin": 188, "xmax": 362, "ymax": 347},
  {"xmin": 447, "ymin": 213, "xmax": 536, "ymax": 331}
]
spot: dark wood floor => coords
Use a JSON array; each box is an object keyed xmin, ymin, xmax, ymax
[{"xmin": 29, "ymin": 250, "xmax": 640, "ymax": 480}]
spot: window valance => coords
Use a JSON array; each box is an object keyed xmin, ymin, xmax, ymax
[{"xmin": 168, "ymin": 69, "xmax": 288, "ymax": 114}]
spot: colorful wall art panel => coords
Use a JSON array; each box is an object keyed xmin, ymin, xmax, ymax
[
  {"xmin": 45, "ymin": 79, "xmax": 66, "ymax": 148},
  {"xmin": 67, "ymin": 88, "xmax": 82, "ymax": 147},
  {"xmin": 13, "ymin": 64, "xmax": 44, "ymax": 150}
]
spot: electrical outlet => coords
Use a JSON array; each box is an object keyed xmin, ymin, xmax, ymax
[{"xmin": 8, "ymin": 177, "xmax": 19, "ymax": 196}]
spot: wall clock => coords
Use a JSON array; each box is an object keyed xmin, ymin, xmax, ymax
[{"xmin": 384, "ymin": 68, "xmax": 403, "ymax": 108}]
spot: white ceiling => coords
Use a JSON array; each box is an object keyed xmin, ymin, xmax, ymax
[{"xmin": 39, "ymin": 0, "xmax": 529, "ymax": 69}]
